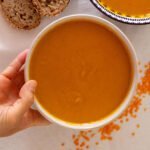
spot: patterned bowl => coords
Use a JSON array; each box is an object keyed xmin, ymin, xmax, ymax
[{"xmin": 90, "ymin": 0, "xmax": 150, "ymax": 24}]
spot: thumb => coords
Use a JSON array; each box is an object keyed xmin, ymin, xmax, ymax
[{"xmin": 12, "ymin": 80, "xmax": 37, "ymax": 119}]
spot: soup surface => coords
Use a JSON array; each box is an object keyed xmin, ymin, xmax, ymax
[
  {"xmin": 29, "ymin": 19, "xmax": 132, "ymax": 124},
  {"xmin": 98, "ymin": 0, "xmax": 150, "ymax": 17}
]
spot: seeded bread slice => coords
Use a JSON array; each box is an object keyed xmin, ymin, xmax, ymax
[
  {"xmin": 32, "ymin": 0, "xmax": 70, "ymax": 17},
  {"xmin": 0, "ymin": 0, "xmax": 41, "ymax": 30}
]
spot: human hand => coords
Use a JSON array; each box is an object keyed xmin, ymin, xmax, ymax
[{"xmin": 0, "ymin": 50, "xmax": 49, "ymax": 137}]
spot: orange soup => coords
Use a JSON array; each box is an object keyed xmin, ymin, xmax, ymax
[
  {"xmin": 98, "ymin": 0, "xmax": 150, "ymax": 17},
  {"xmin": 29, "ymin": 19, "xmax": 132, "ymax": 124}
]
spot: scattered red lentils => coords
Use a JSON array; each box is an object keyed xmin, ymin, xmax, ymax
[
  {"xmin": 72, "ymin": 130, "xmax": 91, "ymax": 149},
  {"xmin": 80, "ymin": 142, "xmax": 85, "ymax": 148},
  {"xmin": 136, "ymin": 124, "xmax": 140, "ymax": 128},
  {"xmin": 138, "ymin": 63, "xmax": 150, "ymax": 95},
  {"xmin": 138, "ymin": 61, "xmax": 141, "ymax": 65},
  {"xmin": 72, "ymin": 62, "xmax": 150, "ymax": 149},
  {"xmin": 131, "ymin": 132, "xmax": 135, "ymax": 136},
  {"xmin": 81, "ymin": 134, "xmax": 90, "ymax": 141},
  {"xmin": 144, "ymin": 64, "xmax": 149, "ymax": 69},
  {"xmin": 90, "ymin": 133, "xmax": 95, "ymax": 138},
  {"xmin": 139, "ymin": 69, "xmax": 143, "ymax": 73},
  {"xmin": 88, "ymin": 130, "xmax": 92, "ymax": 133},
  {"xmin": 86, "ymin": 145, "xmax": 89, "ymax": 149},
  {"xmin": 72, "ymin": 134, "xmax": 76, "ymax": 139},
  {"xmin": 125, "ymin": 118, "xmax": 129, "ymax": 122},
  {"xmin": 119, "ymin": 120, "xmax": 123, "ymax": 124},
  {"xmin": 144, "ymin": 107, "xmax": 147, "ymax": 112},
  {"xmin": 74, "ymin": 138, "xmax": 79, "ymax": 146},
  {"xmin": 99, "ymin": 122, "xmax": 120, "ymax": 141}
]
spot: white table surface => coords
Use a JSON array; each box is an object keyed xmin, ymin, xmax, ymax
[{"xmin": 0, "ymin": 0, "xmax": 150, "ymax": 150}]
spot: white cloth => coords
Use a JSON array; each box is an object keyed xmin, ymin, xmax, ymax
[{"xmin": 0, "ymin": 0, "xmax": 150, "ymax": 149}]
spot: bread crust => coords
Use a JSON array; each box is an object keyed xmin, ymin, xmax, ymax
[
  {"xmin": 32, "ymin": 0, "xmax": 70, "ymax": 16},
  {"xmin": 0, "ymin": 0, "xmax": 41, "ymax": 30}
]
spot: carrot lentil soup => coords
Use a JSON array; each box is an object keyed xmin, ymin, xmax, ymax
[
  {"xmin": 98, "ymin": 0, "xmax": 150, "ymax": 17},
  {"xmin": 29, "ymin": 19, "xmax": 132, "ymax": 124}
]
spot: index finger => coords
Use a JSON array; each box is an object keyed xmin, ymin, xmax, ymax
[{"xmin": 1, "ymin": 49, "xmax": 29, "ymax": 80}]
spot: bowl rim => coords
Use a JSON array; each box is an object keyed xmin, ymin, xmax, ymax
[
  {"xmin": 25, "ymin": 14, "xmax": 138, "ymax": 130},
  {"xmin": 90, "ymin": 0, "xmax": 150, "ymax": 25}
]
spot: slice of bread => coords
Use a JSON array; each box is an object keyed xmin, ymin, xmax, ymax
[
  {"xmin": 0, "ymin": 0, "xmax": 41, "ymax": 30},
  {"xmin": 32, "ymin": 0, "xmax": 70, "ymax": 16}
]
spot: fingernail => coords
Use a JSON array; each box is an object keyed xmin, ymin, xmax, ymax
[{"xmin": 28, "ymin": 81, "xmax": 37, "ymax": 93}]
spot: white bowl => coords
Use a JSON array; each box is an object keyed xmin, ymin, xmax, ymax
[{"xmin": 25, "ymin": 14, "xmax": 138, "ymax": 130}]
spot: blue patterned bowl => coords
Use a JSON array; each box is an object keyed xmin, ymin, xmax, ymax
[{"xmin": 90, "ymin": 0, "xmax": 150, "ymax": 24}]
